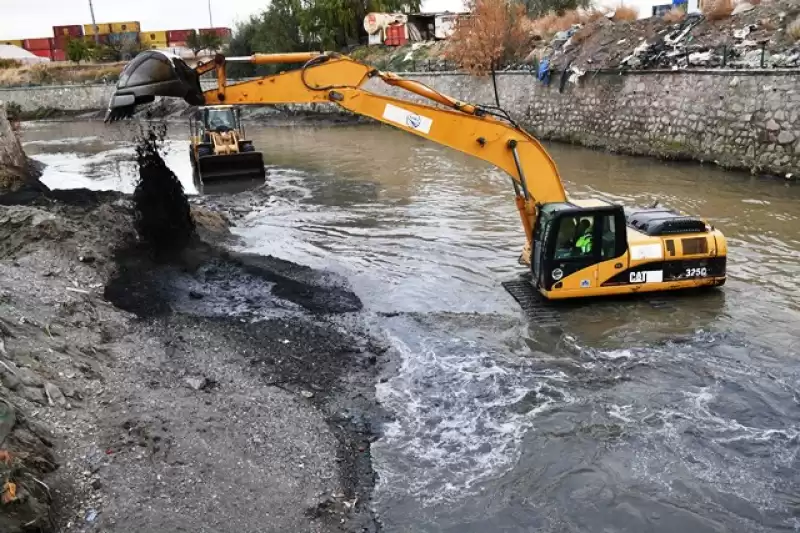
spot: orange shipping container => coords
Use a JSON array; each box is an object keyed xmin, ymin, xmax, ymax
[
  {"xmin": 83, "ymin": 23, "xmax": 112, "ymax": 35},
  {"xmin": 140, "ymin": 31, "xmax": 168, "ymax": 44},
  {"xmin": 110, "ymin": 21, "xmax": 140, "ymax": 33},
  {"xmin": 0, "ymin": 40, "xmax": 23, "ymax": 47},
  {"xmin": 23, "ymin": 38, "xmax": 53, "ymax": 51},
  {"xmin": 144, "ymin": 41, "xmax": 168, "ymax": 50},
  {"xmin": 83, "ymin": 34, "xmax": 110, "ymax": 45}
]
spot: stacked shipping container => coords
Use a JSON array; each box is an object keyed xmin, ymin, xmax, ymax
[
  {"xmin": 166, "ymin": 29, "xmax": 193, "ymax": 48},
  {"xmin": 199, "ymin": 27, "xmax": 232, "ymax": 40},
  {"xmin": 6, "ymin": 22, "xmax": 231, "ymax": 61},
  {"xmin": 140, "ymin": 31, "xmax": 168, "ymax": 49},
  {"xmin": 53, "ymin": 24, "xmax": 82, "ymax": 51}
]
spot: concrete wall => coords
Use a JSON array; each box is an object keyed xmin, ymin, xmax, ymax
[
  {"xmin": 2, "ymin": 70, "xmax": 799, "ymax": 176},
  {"xmin": 0, "ymin": 84, "xmax": 116, "ymax": 112},
  {"xmin": 0, "ymin": 80, "xmax": 218, "ymax": 113}
]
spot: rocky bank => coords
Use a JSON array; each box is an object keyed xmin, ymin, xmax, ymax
[{"xmin": 0, "ymin": 106, "xmax": 383, "ymax": 532}]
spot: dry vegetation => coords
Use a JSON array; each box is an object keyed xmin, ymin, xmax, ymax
[
  {"xmin": 612, "ymin": 5, "xmax": 639, "ymax": 21},
  {"xmin": 788, "ymin": 15, "xmax": 800, "ymax": 41},
  {"xmin": 662, "ymin": 7, "xmax": 687, "ymax": 23},
  {"xmin": 703, "ymin": 0, "xmax": 734, "ymax": 21},
  {"xmin": 526, "ymin": 8, "xmax": 605, "ymax": 40},
  {"xmin": 446, "ymin": 0, "xmax": 531, "ymax": 74},
  {"xmin": 0, "ymin": 62, "xmax": 123, "ymax": 87}
]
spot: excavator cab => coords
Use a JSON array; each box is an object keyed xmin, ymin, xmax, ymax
[
  {"xmin": 189, "ymin": 105, "xmax": 266, "ymax": 183},
  {"xmin": 532, "ymin": 203, "xmax": 628, "ymax": 293},
  {"xmin": 530, "ymin": 200, "xmax": 726, "ymax": 299}
]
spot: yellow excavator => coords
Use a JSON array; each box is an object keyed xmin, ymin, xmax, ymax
[{"xmin": 104, "ymin": 50, "xmax": 727, "ymax": 301}]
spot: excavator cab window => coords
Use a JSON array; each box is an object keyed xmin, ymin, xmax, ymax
[
  {"xmin": 206, "ymin": 108, "xmax": 236, "ymax": 132},
  {"xmin": 533, "ymin": 205, "xmax": 626, "ymax": 290}
]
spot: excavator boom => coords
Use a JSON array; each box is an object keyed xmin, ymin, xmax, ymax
[
  {"xmin": 105, "ymin": 50, "xmax": 727, "ymax": 301},
  {"xmin": 105, "ymin": 51, "xmax": 566, "ymax": 249}
]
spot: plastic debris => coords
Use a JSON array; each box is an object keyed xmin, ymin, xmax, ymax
[
  {"xmin": 85, "ymin": 509, "xmax": 98, "ymax": 523},
  {"xmin": 1, "ymin": 481, "xmax": 16, "ymax": 504},
  {"xmin": 732, "ymin": 2, "xmax": 755, "ymax": 15}
]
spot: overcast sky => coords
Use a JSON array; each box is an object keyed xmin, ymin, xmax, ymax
[{"xmin": 0, "ymin": 0, "xmax": 465, "ymax": 40}]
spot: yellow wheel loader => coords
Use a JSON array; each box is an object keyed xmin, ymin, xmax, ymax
[
  {"xmin": 105, "ymin": 51, "xmax": 727, "ymax": 302},
  {"xmin": 189, "ymin": 105, "xmax": 266, "ymax": 182}
]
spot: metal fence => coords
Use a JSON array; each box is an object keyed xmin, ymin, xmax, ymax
[{"xmin": 368, "ymin": 41, "xmax": 800, "ymax": 73}]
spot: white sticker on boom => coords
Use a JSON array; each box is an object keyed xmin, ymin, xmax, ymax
[
  {"xmin": 630, "ymin": 243, "xmax": 663, "ymax": 260},
  {"xmin": 629, "ymin": 270, "xmax": 664, "ymax": 284},
  {"xmin": 382, "ymin": 104, "xmax": 433, "ymax": 134}
]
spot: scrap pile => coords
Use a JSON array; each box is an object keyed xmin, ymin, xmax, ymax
[{"xmin": 538, "ymin": 0, "xmax": 800, "ymax": 71}]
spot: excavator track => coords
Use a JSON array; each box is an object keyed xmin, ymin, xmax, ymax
[{"xmin": 501, "ymin": 274, "xmax": 561, "ymax": 326}]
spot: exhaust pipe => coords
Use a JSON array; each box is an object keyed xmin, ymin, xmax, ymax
[{"xmin": 105, "ymin": 51, "xmax": 206, "ymax": 123}]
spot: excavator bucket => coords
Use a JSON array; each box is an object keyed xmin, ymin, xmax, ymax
[
  {"xmin": 195, "ymin": 152, "xmax": 266, "ymax": 182},
  {"xmin": 105, "ymin": 51, "xmax": 205, "ymax": 122}
]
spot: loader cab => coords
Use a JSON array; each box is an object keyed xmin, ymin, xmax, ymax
[
  {"xmin": 188, "ymin": 105, "xmax": 265, "ymax": 184},
  {"xmin": 193, "ymin": 106, "xmax": 240, "ymax": 141},
  {"xmin": 532, "ymin": 203, "xmax": 627, "ymax": 292}
]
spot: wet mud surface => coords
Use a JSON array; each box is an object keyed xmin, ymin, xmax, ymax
[{"xmin": 0, "ymin": 126, "xmax": 384, "ymax": 532}]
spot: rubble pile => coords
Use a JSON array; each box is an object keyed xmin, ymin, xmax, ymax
[{"xmin": 540, "ymin": 0, "xmax": 800, "ymax": 71}]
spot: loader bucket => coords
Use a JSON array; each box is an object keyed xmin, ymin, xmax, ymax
[
  {"xmin": 105, "ymin": 51, "xmax": 205, "ymax": 122},
  {"xmin": 195, "ymin": 152, "xmax": 266, "ymax": 183}
]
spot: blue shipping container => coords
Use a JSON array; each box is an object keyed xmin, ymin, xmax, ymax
[{"xmin": 108, "ymin": 32, "xmax": 139, "ymax": 45}]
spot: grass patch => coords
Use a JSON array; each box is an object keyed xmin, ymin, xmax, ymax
[
  {"xmin": 0, "ymin": 62, "xmax": 124, "ymax": 87},
  {"xmin": 527, "ymin": 9, "xmax": 605, "ymax": 40}
]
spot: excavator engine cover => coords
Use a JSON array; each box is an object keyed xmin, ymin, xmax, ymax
[{"xmin": 105, "ymin": 51, "xmax": 204, "ymax": 122}]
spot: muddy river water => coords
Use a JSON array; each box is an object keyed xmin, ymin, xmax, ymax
[{"xmin": 22, "ymin": 121, "xmax": 800, "ymax": 532}]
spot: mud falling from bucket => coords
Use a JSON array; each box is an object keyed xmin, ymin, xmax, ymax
[{"xmin": 132, "ymin": 123, "xmax": 195, "ymax": 254}]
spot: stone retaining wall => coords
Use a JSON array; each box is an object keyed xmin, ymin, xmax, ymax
[
  {"xmin": 2, "ymin": 69, "xmax": 798, "ymax": 176},
  {"xmin": 365, "ymin": 70, "xmax": 800, "ymax": 177}
]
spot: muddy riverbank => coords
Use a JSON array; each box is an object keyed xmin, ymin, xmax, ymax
[{"xmin": 0, "ymin": 180, "xmax": 384, "ymax": 532}]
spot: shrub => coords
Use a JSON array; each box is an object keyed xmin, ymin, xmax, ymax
[
  {"xmin": 662, "ymin": 7, "xmax": 686, "ymax": 23},
  {"xmin": 527, "ymin": 8, "xmax": 604, "ymax": 40},
  {"xmin": 703, "ymin": 0, "xmax": 734, "ymax": 21},
  {"xmin": 447, "ymin": 0, "xmax": 531, "ymax": 74},
  {"xmin": 612, "ymin": 5, "xmax": 639, "ymax": 21}
]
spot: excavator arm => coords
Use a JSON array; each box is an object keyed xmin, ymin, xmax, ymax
[{"xmin": 105, "ymin": 51, "xmax": 567, "ymax": 252}]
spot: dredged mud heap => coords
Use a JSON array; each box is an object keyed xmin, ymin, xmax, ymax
[{"xmin": 0, "ymin": 122, "xmax": 383, "ymax": 532}]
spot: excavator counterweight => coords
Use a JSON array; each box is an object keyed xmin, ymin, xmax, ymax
[{"xmin": 105, "ymin": 50, "xmax": 727, "ymax": 301}]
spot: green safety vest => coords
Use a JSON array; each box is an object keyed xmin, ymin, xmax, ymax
[{"xmin": 576, "ymin": 233, "xmax": 592, "ymax": 253}]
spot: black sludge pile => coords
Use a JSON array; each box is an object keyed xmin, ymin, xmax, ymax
[{"xmin": 132, "ymin": 125, "xmax": 195, "ymax": 253}]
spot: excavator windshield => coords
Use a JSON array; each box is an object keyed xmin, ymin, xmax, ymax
[{"xmin": 206, "ymin": 108, "xmax": 236, "ymax": 132}]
